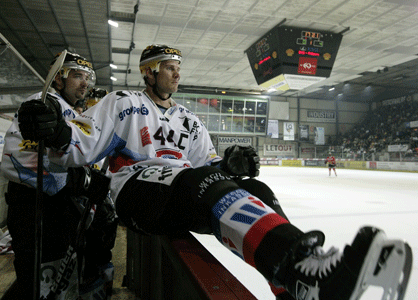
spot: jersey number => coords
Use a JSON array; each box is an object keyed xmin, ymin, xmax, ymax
[{"xmin": 153, "ymin": 127, "xmax": 188, "ymax": 150}]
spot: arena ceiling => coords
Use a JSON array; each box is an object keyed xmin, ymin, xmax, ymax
[{"xmin": 1, "ymin": 0, "xmax": 418, "ymax": 114}]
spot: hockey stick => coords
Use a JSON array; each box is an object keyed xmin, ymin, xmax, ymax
[
  {"xmin": 34, "ymin": 50, "xmax": 67, "ymax": 300},
  {"xmin": 43, "ymin": 196, "xmax": 93, "ymax": 300}
]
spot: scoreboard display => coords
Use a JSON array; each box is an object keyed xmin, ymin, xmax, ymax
[{"xmin": 245, "ymin": 25, "xmax": 343, "ymax": 89}]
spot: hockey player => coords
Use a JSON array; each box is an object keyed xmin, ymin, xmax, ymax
[
  {"xmin": 16, "ymin": 45, "xmax": 411, "ymax": 300},
  {"xmin": 325, "ymin": 153, "xmax": 337, "ymax": 176},
  {"xmin": 0, "ymin": 52, "xmax": 113, "ymax": 299}
]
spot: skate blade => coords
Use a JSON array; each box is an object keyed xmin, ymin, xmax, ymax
[{"xmin": 350, "ymin": 232, "xmax": 413, "ymax": 300}]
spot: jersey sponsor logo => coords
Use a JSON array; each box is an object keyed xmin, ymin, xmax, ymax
[
  {"xmin": 212, "ymin": 189, "xmax": 251, "ymax": 218},
  {"xmin": 76, "ymin": 58, "xmax": 93, "ymax": 69},
  {"xmin": 136, "ymin": 166, "xmax": 184, "ymax": 185},
  {"xmin": 196, "ymin": 172, "xmax": 232, "ymax": 199},
  {"xmin": 70, "ymin": 120, "xmax": 92, "ymax": 135},
  {"xmin": 155, "ymin": 149, "xmax": 182, "ymax": 159},
  {"xmin": 140, "ymin": 127, "xmax": 152, "ymax": 146},
  {"xmin": 165, "ymin": 48, "xmax": 182, "ymax": 56},
  {"xmin": 19, "ymin": 139, "xmax": 38, "ymax": 152},
  {"xmin": 63, "ymin": 108, "xmax": 76, "ymax": 119},
  {"xmin": 119, "ymin": 104, "xmax": 149, "ymax": 121}
]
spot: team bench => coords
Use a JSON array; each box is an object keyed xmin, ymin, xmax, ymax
[{"xmin": 125, "ymin": 229, "xmax": 257, "ymax": 300}]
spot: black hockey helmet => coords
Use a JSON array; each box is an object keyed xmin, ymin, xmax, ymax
[
  {"xmin": 51, "ymin": 51, "xmax": 96, "ymax": 87},
  {"xmin": 85, "ymin": 87, "xmax": 108, "ymax": 109},
  {"xmin": 139, "ymin": 44, "xmax": 182, "ymax": 79}
]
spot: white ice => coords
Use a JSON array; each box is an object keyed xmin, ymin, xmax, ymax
[{"xmin": 193, "ymin": 166, "xmax": 418, "ymax": 300}]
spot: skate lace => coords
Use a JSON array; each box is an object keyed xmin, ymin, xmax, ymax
[{"xmin": 294, "ymin": 246, "xmax": 342, "ymax": 279}]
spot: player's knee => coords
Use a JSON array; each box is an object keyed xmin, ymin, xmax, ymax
[
  {"xmin": 176, "ymin": 166, "xmax": 239, "ymax": 207},
  {"xmin": 173, "ymin": 166, "xmax": 240, "ymax": 233}
]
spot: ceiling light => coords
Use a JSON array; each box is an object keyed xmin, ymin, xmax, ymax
[
  {"xmin": 110, "ymin": 64, "xmax": 117, "ymax": 69},
  {"xmin": 329, "ymin": 87, "xmax": 335, "ymax": 91},
  {"xmin": 110, "ymin": 76, "xmax": 117, "ymax": 81},
  {"xmin": 108, "ymin": 20, "xmax": 119, "ymax": 27}
]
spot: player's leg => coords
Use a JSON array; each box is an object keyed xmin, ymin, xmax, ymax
[
  {"xmin": 234, "ymin": 177, "xmax": 289, "ymax": 220},
  {"xmin": 234, "ymin": 178, "xmax": 295, "ymax": 299},
  {"xmin": 116, "ymin": 166, "xmax": 412, "ymax": 300}
]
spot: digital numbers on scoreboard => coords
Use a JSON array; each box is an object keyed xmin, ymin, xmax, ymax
[
  {"xmin": 278, "ymin": 26, "xmax": 342, "ymax": 77},
  {"xmin": 245, "ymin": 28, "xmax": 282, "ymax": 86},
  {"xmin": 245, "ymin": 24, "xmax": 343, "ymax": 87}
]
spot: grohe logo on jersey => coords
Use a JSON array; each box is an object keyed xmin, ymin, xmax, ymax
[
  {"xmin": 63, "ymin": 108, "xmax": 76, "ymax": 119},
  {"xmin": 119, "ymin": 104, "xmax": 149, "ymax": 121}
]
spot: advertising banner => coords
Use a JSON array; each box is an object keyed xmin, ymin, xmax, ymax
[
  {"xmin": 299, "ymin": 125, "xmax": 309, "ymax": 141},
  {"xmin": 267, "ymin": 120, "xmax": 279, "ymax": 138},
  {"xmin": 314, "ymin": 127, "xmax": 325, "ymax": 145},
  {"xmin": 263, "ymin": 144, "xmax": 294, "ymax": 156},
  {"xmin": 307, "ymin": 110, "xmax": 336, "ymax": 123},
  {"xmin": 283, "ymin": 122, "xmax": 294, "ymax": 140},
  {"xmin": 387, "ymin": 144, "xmax": 408, "ymax": 152}
]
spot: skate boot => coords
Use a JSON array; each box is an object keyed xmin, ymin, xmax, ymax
[{"xmin": 274, "ymin": 226, "xmax": 413, "ymax": 300}]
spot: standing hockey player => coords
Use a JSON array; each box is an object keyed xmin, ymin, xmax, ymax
[
  {"xmin": 16, "ymin": 45, "xmax": 412, "ymax": 300},
  {"xmin": 325, "ymin": 153, "xmax": 337, "ymax": 176},
  {"xmin": 0, "ymin": 51, "xmax": 113, "ymax": 299}
]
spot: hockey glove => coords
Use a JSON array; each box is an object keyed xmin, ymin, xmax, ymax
[
  {"xmin": 67, "ymin": 166, "xmax": 111, "ymax": 205},
  {"xmin": 18, "ymin": 94, "xmax": 71, "ymax": 150},
  {"xmin": 220, "ymin": 145, "xmax": 260, "ymax": 178}
]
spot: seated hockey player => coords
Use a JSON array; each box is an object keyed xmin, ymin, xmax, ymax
[{"xmin": 16, "ymin": 44, "xmax": 411, "ymax": 300}]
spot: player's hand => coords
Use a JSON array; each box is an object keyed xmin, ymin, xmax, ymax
[
  {"xmin": 18, "ymin": 94, "xmax": 71, "ymax": 149},
  {"xmin": 220, "ymin": 145, "xmax": 260, "ymax": 178},
  {"xmin": 67, "ymin": 166, "xmax": 111, "ymax": 204}
]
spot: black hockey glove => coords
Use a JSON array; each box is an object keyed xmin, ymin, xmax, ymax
[
  {"xmin": 18, "ymin": 94, "xmax": 71, "ymax": 150},
  {"xmin": 220, "ymin": 145, "xmax": 260, "ymax": 178},
  {"xmin": 67, "ymin": 166, "xmax": 111, "ymax": 205}
]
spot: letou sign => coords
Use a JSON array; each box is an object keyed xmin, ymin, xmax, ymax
[{"xmin": 264, "ymin": 144, "xmax": 294, "ymax": 156}]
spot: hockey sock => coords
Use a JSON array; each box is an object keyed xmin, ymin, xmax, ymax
[{"xmin": 210, "ymin": 188, "xmax": 303, "ymax": 282}]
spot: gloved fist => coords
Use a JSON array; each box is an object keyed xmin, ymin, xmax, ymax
[
  {"xmin": 220, "ymin": 145, "xmax": 260, "ymax": 177},
  {"xmin": 18, "ymin": 94, "xmax": 71, "ymax": 150},
  {"xmin": 67, "ymin": 166, "xmax": 111, "ymax": 205}
]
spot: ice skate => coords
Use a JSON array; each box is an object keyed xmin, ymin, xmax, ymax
[{"xmin": 273, "ymin": 226, "xmax": 412, "ymax": 300}]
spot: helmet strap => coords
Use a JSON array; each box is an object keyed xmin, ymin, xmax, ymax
[
  {"xmin": 149, "ymin": 71, "xmax": 171, "ymax": 101},
  {"xmin": 56, "ymin": 77, "xmax": 78, "ymax": 106}
]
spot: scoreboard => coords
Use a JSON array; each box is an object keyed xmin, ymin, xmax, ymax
[{"xmin": 245, "ymin": 25, "xmax": 343, "ymax": 90}]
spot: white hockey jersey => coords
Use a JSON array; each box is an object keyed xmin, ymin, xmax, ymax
[
  {"xmin": 0, "ymin": 91, "xmax": 79, "ymax": 195},
  {"xmin": 46, "ymin": 90, "xmax": 222, "ymax": 201}
]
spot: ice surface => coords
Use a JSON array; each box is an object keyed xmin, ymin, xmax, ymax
[{"xmin": 193, "ymin": 166, "xmax": 418, "ymax": 300}]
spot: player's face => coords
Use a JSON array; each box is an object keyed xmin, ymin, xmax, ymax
[
  {"xmin": 156, "ymin": 60, "xmax": 180, "ymax": 96},
  {"xmin": 62, "ymin": 69, "xmax": 90, "ymax": 105}
]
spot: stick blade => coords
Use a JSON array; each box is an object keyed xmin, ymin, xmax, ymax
[{"xmin": 41, "ymin": 49, "xmax": 67, "ymax": 103}]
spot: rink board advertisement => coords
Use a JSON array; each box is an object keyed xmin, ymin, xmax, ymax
[
  {"xmin": 304, "ymin": 160, "xmax": 324, "ymax": 167},
  {"xmin": 282, "ymin": 159, "xmax": 302, "ymax": 167}
]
